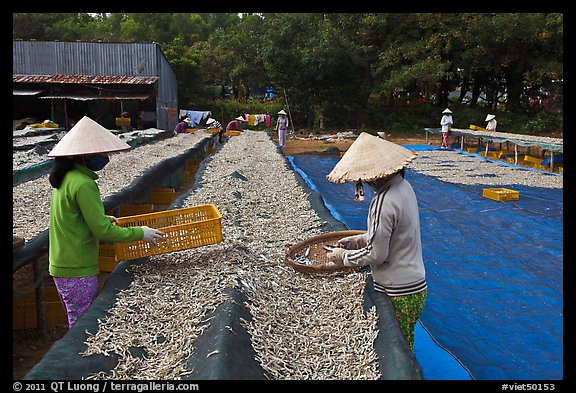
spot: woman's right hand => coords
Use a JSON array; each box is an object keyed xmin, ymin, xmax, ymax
[{"xmin": 142, "ymin": 226, "xmax": 165, "ymax": 246}]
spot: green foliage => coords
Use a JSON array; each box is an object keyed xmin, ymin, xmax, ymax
[{"xmin": 12, "ymin": 12, "xmax": 563, "ymax": 136}]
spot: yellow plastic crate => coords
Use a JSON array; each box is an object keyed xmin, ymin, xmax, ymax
[
  {"xmin": 482, "ymin": 188, "xmax": 519, "ymax": 202},
  {"xmin": 186, "ymin": 158, "xmax": 202, "ymax": 172},
  {"xmin": 523, "ymin": 155, "xmax": 543, "ymax": 167},
  {"xmin": 226, "ymin": 130, "xmax": 241, "ymax": 136},
  {"xmin": 186, "ymin": 128, "xmax": 199, "ymax": 133},
  {"xmin": 466, "ymin": 148, "xmax": 477, "ymax": 154},
  {"xmin": 118, "ymin": 204, "xmax": 155, "ymax": 217},
  {"xmin": 557, "ymin": 166, "xmax": 563, "ymax": 174},
  {"xmin": 13, "ymin": 286, "xmax": 67, "ymax": 329},
  {"xmin": 148, "ymin": 187, "xmax": 176, "ymax": 204},
  {"xmin": 205, "ymin": 128, "xmax": 221, "ymax": 134},
  {"xmin": 99, "ymin": 243, "xmax": 117, "ymax": 272},
  {"xmin": 114, "ymin": 204, "xmax": 223, "ymax": 261},
  {"xmin": 470, "ymin": 124, "xmax": 487, "ymax": 131},
  {"xmin": 115, "ymin": 117, "xmax": 131, "ymax": 127}
]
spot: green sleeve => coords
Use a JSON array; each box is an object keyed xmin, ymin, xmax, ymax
[{"xmin": 76, "ymin": 181, "xmax": 144, "ymax": 243}]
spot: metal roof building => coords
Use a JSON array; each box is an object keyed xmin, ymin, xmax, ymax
[{"xmin": 13, "ymin": 40, "xmax": 179, "ymax": 131}]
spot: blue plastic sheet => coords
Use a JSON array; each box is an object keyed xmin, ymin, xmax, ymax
[{"xmin": 287, "ymin": 151, "xmax": 562, "ymax": 380}]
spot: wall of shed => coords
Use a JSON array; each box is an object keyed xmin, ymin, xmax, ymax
[{"xmin": 13, "ymin": 41, "xmax": 178, "ymax": 131}]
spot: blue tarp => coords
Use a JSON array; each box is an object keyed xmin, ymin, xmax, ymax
[{"xmin": 287, "ymin": 150, "xmax": 562, "ymax": 380}]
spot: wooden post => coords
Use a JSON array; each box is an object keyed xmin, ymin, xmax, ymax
[
  {"xmin": 514, "ymin": 144, "xmax": 518, "ymax": 165},
  {"xmin": 460, "ymin": 136, "xmax": 464, "ymax": 150}
]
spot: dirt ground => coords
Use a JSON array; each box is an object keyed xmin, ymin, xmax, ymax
[{"xmin": 280, "ymin": 132, "xmax": 432, "ymax": 156}]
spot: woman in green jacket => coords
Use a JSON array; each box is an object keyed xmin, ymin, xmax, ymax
[{"xmin": 47, "ymin": 116, "xmax": 164, "ymax": 328}]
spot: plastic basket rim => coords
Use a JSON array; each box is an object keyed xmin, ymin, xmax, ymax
[
  {"xmin": 116, "ymin": 204, "xmax": 221, "ymax": 225},
  {"xmin": 285, "ymin": 230, "xmax": 366, "ymax": 276}
]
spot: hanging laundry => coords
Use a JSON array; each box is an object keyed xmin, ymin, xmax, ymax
[{"xmin": 179, "ymin": 109, "xmax": 211, "ymax": 127}]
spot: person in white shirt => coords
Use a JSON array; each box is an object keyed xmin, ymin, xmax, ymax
[
  {"xmin": 485, "ymin": 114, "xmax": 497, "ymax": 131},
  {"xmin": 440, "ymin": 108, "xmax": 453, "ymax": 148}
]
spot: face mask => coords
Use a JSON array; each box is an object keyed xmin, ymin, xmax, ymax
[{"xmin": 86, "ymin": 154, "xmax": 110, "ymax": 171}]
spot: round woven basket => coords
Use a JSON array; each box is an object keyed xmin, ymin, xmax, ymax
[{"xmin": 284, "ymin": 230, "xmax": 366, "ymax": 276}]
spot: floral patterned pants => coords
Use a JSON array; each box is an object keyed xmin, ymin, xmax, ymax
[
  {"xmin": 53, "ymin": 275, "xmax": 99, "ymax": 329},
  {"xmin": 389, "ymin": 289, "xmax": 427, "ymax": 350}
]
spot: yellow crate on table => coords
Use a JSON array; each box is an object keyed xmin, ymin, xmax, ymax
[
  {"xmin": 497, "ymin": 150, "xmax": 515, "ymax": 159},
  {"xmin": 482, "ymin": 188, "xmax": 519, "ymax": 202},
  {"xmin": 114, "ymin": 204, "xmax": 223, "ymax": 261},
  {"xmin": 186, "ymin": 128, "xmax": 199, "ymax": 133},
  {"xmin": 148, "ymin": 187, "xmax": 176, "ymax": 205},
  {"xmin": 523, "ymin": 155, "xmax": 543, "ymax": 167},
  {"xmin": 205, "ymin": 128, "xmax": 221, "ymax": 134},
  {"xmin": 470, "ymin": 124, "xmax": 487, "ymax": 131},
  {"xmin": 466, "ymin": 147, "xmax": 477, "ymax": 154},
  {"xmin": 118, "ymin": 203, "xmax": 155, "ymax": 217},
  {"xmin": 115, "ymin": 117, "xmax": 131, "ymax": 127},
  {"xmin": 226, "ymin": 130, "xmax": 241, "ymax": 136}
]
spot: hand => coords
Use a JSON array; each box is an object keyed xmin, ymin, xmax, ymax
[
  {"xmin": 327, "ymin": 247, "xmax": 346, "ymax": 265},
  {"xmin": 107, "ymin": 215, "xmax": 119, "ymax": 224},
  {"xmin": 141, "ymin": 226, "xmax": 165, "ymax": 246},
  {"xmin": 338, "ymin": 235, "xmax": 363, "ymax": 250}
]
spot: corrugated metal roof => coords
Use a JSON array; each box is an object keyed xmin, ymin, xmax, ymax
[
  {"xmin": 39, "ymin": 92, "xmax": 152, "ymax": 101},
  {"xmin": 13, "ymin": 74, "xmax": 158, "ymax": 84}
]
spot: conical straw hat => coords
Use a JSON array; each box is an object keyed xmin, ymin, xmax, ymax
[
  {"xmin": 48, "ymin": 116, "xmax": 131, "ymax": 157},
  {"xmin": 326, "ymin": 132, "xmax": 417, "ymax": 183},
  {"xmin": 485, "ymin": 114, "xmax": 496, "ymax": 121}
]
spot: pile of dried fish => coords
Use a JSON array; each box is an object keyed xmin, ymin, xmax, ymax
[
  {"xmin": 82, "ymin": 131, "xmax": 380, "ymax": 380},
  {"xmin": 12, "ymin": 132, "xmax": 209, "ymax": 240},
  {"xmin": 410, "ymin": 150, "xmax": 563, "ymax": 189}
]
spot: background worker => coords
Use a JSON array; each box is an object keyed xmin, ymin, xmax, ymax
[
  {"xmin": 485, "ymin": 114, "xmax": 497, "ymax": 132},
  {"xmin": 440, "ymin": 108, "xmax": 453, "ymax": 148},
  {"xmin": 275, "ymin": 110, "xmax": 289, "ymax": 148},
  {"xmin": 226, "ymin": 116, "xmax": 245, "ymax": 132},
  {"xmin": 206, "ymin": 117, "xmax": 225, "ymax": 143},
  {"xmin": 483, "ymin": 114, "xmax": 497, "ymax": 155},
  {"xmin": 47, "ymin": 116, "xmax": 165, "ymax": 329},
  {"xmin": 173, "ymin": 117, "xmax": 191, "ymax": 135}
]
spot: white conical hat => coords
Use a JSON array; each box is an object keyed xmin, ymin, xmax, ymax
[
  {"xmin": 485, "ymin": 114, "xmax": 496, "ymax": 121},
  {"xmin": 326, "ymin": 132, "xmax": 417, "ymax": 183},
  {"xmin": 278, "ymin": 110, "xmax": 287, "ymax": 115},
  {"xmin": 206, "ymin": 118, "xmax": 215, "ymax": 124},
  {"xmin": 48, "ymin": 116, "xmax": 131, "ymax": 157},
  {"xmin": 442, "ymin": 108, "xmax": 452, "ymax": 114}
]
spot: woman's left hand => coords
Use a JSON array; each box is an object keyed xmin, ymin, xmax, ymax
[
  {"xmin": 107, "ymin": 215, "xmax": 119, "ymax": 224},
  {"xmin": 327, "ymin": 247, "xmax": 346, "ymax": 264}
]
